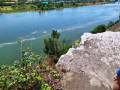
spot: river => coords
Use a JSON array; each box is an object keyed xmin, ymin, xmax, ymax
[{"xmin": 0, "ymin": 3, "xmax": 119, "ymax": 65}]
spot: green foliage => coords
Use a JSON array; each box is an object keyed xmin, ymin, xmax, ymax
[
  {"xmin": 18, "ymin": 0, "xmax": 26, "ymax": 3},
  {"xmin": 91, "ymin": 24, "xmax": 106, "ymax": 34},
  {"xmin": 36, "ymin": 2, "xmax": 76, "ymax": 11},
  {"xmin": 2, "ymin": 1, "xmax": 88, "ymax": 14},
  {"xmin": 51, "ymin": 30, "xmax": 60, "ymax": 39},
  {"xmin": 90, "ymin": 19, "xmax": 120, "ymax": 34},
  {"xmin": 53, "ymin": 74, "xmax": 61, "ymax": 79},
  {"xmin": 0, "ymin": 0, "xmax": 4, "ymax": 6},
  {"xmin": 11, "ymin": 3, "xmax": 37, "ymax": 11},
  {"xmin": 115, "ymin": 20, "xmax": 119, "ymax": 24},
  {"xmin": 0, "ymin": 1, "xmax": 107, "ymax": 13},
  {"xmin": 0, "ymin": 49, "xmax": 60, "ymax": 90},
  {"xmin": 90, "ymin": 19, "xmax": 120, "ymax": 33},
  {"xmin": 73, "ymin": 38, "xmax": 81, "ymax": 48},
  {"xmin": 106, "ymin": 21, "xmax": 115, "ymax": 29},
  {"xmin": 78, "ymin": 38, "xmax": 81, "ymax": 43},
  {"xmin": 43, "ymin": 30, "xmax": 72, "ymax": 62}
]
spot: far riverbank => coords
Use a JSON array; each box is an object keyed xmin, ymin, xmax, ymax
[{"xmin": 0, "ymin": 2, "xmax": 111, "ymax": 14}]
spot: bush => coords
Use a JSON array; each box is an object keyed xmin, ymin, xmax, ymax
[
  {"xmin": 106, "ymin": 21, "xmax": 115, "ymax": 29},
  {"xmin": 0, "ymin": 49, "xmax": 61, "ymax": 90},
  {"xmin": 115, "ymin": 20, "xmax": 119, "ymax": 24},
  {"xmin": 43, "ymin": 30, "xmax": 72, "ymax": 62},
  {"xmin": 91, "ymin": 24, "xmax": 106, "ymax": 34}
]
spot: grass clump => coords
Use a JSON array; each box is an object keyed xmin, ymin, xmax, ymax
[{"xmin": 73, "ymin": 38, "xmax": 81, "ymax": 48}]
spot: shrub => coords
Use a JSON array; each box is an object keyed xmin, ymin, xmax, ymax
[
  {"xmin": 0, "ymin": 49, "xmax": 61, "ymax": 90},
  {"xmin": 43, "ymin": 30, "xmax": 72, "ymax": 62},
  {"xmin": 106, "ymin": 21, "xmax": 115, "ymax": 29},
  {"xmin": 115, "ymin": 20, "xmax": 119, "ymax": 24},
  {"xmin": 91, "ymin": 24, "xmax": 106, "ymax": 34}
]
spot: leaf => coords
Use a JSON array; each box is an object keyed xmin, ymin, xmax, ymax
[{"xmin": 37, "ymin": 76, "xmax": 41, "ymax": 81}]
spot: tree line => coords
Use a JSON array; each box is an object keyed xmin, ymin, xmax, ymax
[
  {"xmin": 0, "ymin": 1, "xmax": 85, "ymax": 13},
  {"xmin": 0, "ymin": 0, "xmax": 110, "ymax": 13}
]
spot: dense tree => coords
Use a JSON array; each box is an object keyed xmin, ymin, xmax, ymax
[{"xmin": 91, "ymin": 24, "xmax": 106, "ymax": 34}]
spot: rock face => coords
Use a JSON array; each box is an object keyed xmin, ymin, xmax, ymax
[{"xmin": 56, "ymin": 31, "xmax": 120, "ymax": 90}]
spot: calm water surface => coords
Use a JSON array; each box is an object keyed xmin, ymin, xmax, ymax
[{"xmin": 0, "ymin": 3, "xmax": 120, "ymax": 65}]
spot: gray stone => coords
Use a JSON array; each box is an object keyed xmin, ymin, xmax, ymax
[{"xmin": 56, "ymin": 31, "xmax": 120, "ymax": 90}]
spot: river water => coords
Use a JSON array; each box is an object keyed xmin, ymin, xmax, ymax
[{"xmin": 0, "ymin": 3, "xmax": 120, "ymax": 65}]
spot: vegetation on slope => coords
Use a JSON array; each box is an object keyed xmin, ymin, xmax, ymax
[
  {"xmin": 91, "ymin": 20, "xmax": 119, "ymax": 34},
  {"xmin": 0, "ymin": 49, "xmax": 62, "ymax": 89},
  {"xmin": 91, "ymin": 24, "xmax": 106, "ymax": 34}
]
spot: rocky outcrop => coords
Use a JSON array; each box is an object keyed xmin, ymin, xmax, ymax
[{"xmin": 56, "ymin": 31, "xmax": 120, "ymax": 90}]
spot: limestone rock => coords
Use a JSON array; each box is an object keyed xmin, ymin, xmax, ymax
[{"xmin": 56, "ymin": 31, "xmax": 120, "ymax": 90}]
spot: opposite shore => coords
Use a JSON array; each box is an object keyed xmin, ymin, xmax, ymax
[{"xmin": 0, "ymin": 1, "xmax": 111, "ymax": 14}]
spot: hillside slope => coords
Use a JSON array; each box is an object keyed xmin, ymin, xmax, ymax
[{"xmin": 56, "ymin": 31, "xmax": 120, "ymax": 90}]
